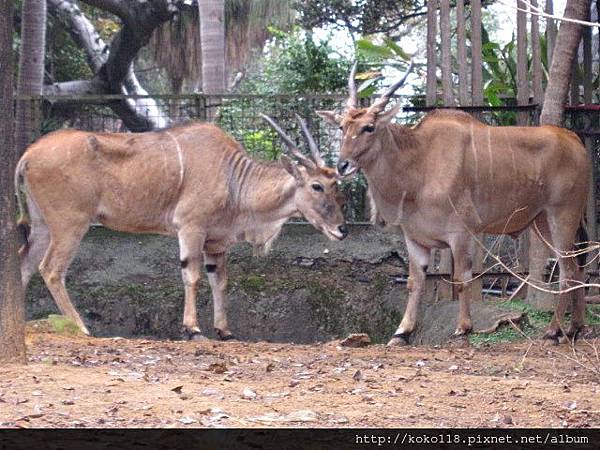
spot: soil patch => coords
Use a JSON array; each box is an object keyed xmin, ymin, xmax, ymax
[{"xmin": 1, "ymin": 327, "xmax": 599, "ymax": 428}]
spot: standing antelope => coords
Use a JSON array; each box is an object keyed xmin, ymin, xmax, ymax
[
  {"xmin": 318, "ymin": 63, "xmax": 590, "ymax": 345},
  {"xmin": 16, "ymin": 115, "xmax": 347, "ymax": 340}
]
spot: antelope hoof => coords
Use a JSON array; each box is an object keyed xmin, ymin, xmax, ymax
[
  {"xmin": 566, "ymin": 325, "xmax": 584, "ymax": 342},
  {"xmin": 74, "ymin": 318, "xmax": 90, "ymax": 336},
  {"xmin": 454, "ymin": 326, "xmax": 472, "ymax": 337},
  {"xmin": 387, "ymin": 333, "xmax": 410, "ymax": 347},
  {"xmin": 454, "ymin": 327, "xmax": 472, "ymax": 337},
  {"xmin": 182, "ymin": 327, "xmax": 206, "ymax": 341},
  {"xmin": 215, "ymin": 329, "xmax": 237, "ymax": 341},
  {"xmin": 543, "ymin": 327, "xmax": 563, "ymax": 344}
]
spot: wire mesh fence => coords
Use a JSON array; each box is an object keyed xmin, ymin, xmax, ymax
[
  {"xmin": 20, "ymin": 93, "xmax": 376, "ymax": 221},
  {"xmin": 17, "ymin": 93, "xmax": 598, "ymax": 222}
]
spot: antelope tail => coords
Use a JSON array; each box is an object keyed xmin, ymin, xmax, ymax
[
  {"xmin": 14, "ymin": 158, "xmax": 31, "ymax": 257},
  {"xmin": 575, "ymin": 216, "xmax": 589, "ymax": 268}
]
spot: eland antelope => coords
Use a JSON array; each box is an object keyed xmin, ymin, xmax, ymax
[
  {"xmin": 317, "ymin": 63, "xmax": 590, "ymax": 345},
  {"xmin": 15, "ymin": 116, "xmax": 347, "ymax": 340}
]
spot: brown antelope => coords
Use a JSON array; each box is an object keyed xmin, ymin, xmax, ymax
[
  {"xmin": 317, "ymin": 64, "xmax": 590, "ymax": 345},
  {"xmin": 15, "ymin": 115, "xmax": 347, "ymax": 340}
]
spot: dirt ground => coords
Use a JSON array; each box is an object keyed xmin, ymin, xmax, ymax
[{"xmin": 1, "ymin": 325, "xmax": 599, "ymax": 428}]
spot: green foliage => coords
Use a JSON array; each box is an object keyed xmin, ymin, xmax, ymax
[
  {"xmin": 468, "ymin": 298, "xmax": 600, "ymax": 347},
  {"xmin": 239, "ymin": 275, "xmax": 267, "ymax": 295},
  {"xmin": 242, "ymin": 27, "xmax": 351, "ymax": 95},
  {"xmin": 355, "ymin": 37, "xmax": 411, "ymax": 97},
  {"xmin": 468, "ymin": 298, "xmax": 544, "ymax": 346},
  {"xmin": 41, "ymin": 117, "xmax": 64, "ymax": 134},
  {"xmin": 480, "ymin": 27, "xmax": 548, "ymax": 124},
  {"xmin": 357, "ymin": 37, "xmax": 410, "ymax": 62},
  {"xmin": 586, "ymin": 304, "xmax": 600, "ymax": 326},
  {"xmin": 242, "ymin": 129, "xmax": 279, "ymax": 161},
  {"xmin": 47, "ymin": 314, "xmax": 82, "ymax": 336},
  {"xmin": 295, "ymin": 0, "xmax": 428, "ymax": 37},
  {"xmin": 469, "ymin": 325, "xmax": 524, "ymax": 346},
  {"xmin": 45, "ymin": 16, "xmax": 93, "ymax": 83},
  {"xmin": 220, "ymin": 28, "xmax": 351, "ymax": 164}
]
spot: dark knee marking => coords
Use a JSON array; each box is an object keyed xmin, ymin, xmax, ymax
[
  {"xmin": 422, "ymin": 264, "xmax": 428, "ymax": 273},
  {"xmin": 205, "ymin": 264, "xmax": 217, "ymax": 273},
  {"xmin": 464, "ymin": 259, "xmax": 473, "ymax": 272},
  {"xmin": 180, "ymin": 259, "xmax": 188, "ymax": 269}
]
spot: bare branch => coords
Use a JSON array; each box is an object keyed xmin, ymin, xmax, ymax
[
  {"xmin": 497, "ymin": 0, "xmax": 600, "ymax": 28},
  {"xmin": 43, "ymin": 79, "xmax": 104, "ymax": 96},
  {"xmin": 99, "ymin": 1, "xmax": 174, "ymax": 93},
  {"xmin": 46, "ymin": 0, "xmax": 174, "ymax": 130},
  {"xmin": 48, "ymin": 0, "xmax": 108, "ymax": 72}
]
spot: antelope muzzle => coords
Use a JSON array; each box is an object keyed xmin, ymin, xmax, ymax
[{"xmin": 337, "ymin": 159, "xmax": 357, "ymax": 177}]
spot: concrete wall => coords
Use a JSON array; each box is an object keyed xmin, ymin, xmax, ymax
[
  {"xmin": 25, "ymin": 224, "xmax": 520, "ymax": 344},
  {"xmin": 26, "ymin": 224, "xmax": 412, "ymax": 343}
]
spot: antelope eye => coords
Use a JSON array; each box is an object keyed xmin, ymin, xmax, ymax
[
  {"xmin": 311, "ymin": 183, "xmax": 324, "ymax": 192},
  {"xmin": 362, "ymin": 124, "xmax": 375, "ymax": 133}
]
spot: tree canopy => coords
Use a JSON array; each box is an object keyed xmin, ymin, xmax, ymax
[{"xmin": 295, "ymin": 0, "xmax": 428, "ymax": 37}]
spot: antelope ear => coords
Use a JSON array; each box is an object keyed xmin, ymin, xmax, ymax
[
  {"xmin": 280, "ymin": 154, "xmax": 305, "ymax": 185},
  {"xmin": 376, "ymin": 103, "xmax": 401, "ymax": 127},
  {"xmin": 316, "ymin": 110, "xmax": 342, "ymax": 127}
]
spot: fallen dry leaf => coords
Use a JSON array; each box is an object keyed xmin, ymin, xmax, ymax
[
  {"xmin": 340, "ymin": 333, "xmax": 371, "ymax": 348},
  {"xmin": 170, "ymin": 385, "xmax": 183, "ymax": 395}
]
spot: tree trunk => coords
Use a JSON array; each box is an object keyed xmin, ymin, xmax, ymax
[
  {"xmin": 540, "ymin": 0, "xmax": 591, "ymax": 125},
  {"xmin": 45, "ymin": 0, "xmax": 172, "ymax": 131},
  {"xmin": 14, "ymin": 0, "xmax": 47, "ymax": 155},
  {"xmin": 0, "ymin": 0, "xmax": 27, "ymax": 364},
  {"xmin": 199, "ymin": 0, "xmax": 225, "ymax": 93},
  {"xmin": 546, "ymin": 0, "xmax": 557, "ymax": 67},
  {"xmin": 529, "ymin": 0, "xmax": 591, "ymax": 310},
  {"xmin": 199, "ymin": 0, "xmax": 225, "ymax": 121}
]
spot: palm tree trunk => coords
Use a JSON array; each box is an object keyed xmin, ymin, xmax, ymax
[
  {"xmin": 198, "ymin": 0, "xmax": 225, "ymax": 121},
  {"xmin": 541, "ymin": 0, "xmax": 591, "ymax": 125},
  {"xmin": 15, "ymin": 0, "xmax": 47, "ymax": 155},
  {"xmin": 198, "ymin": 0, "xmax": 225, "ymax": 93},
  {"xmin": 0, "ymin": 0, "xmax": 27, "ymax": 364}
]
